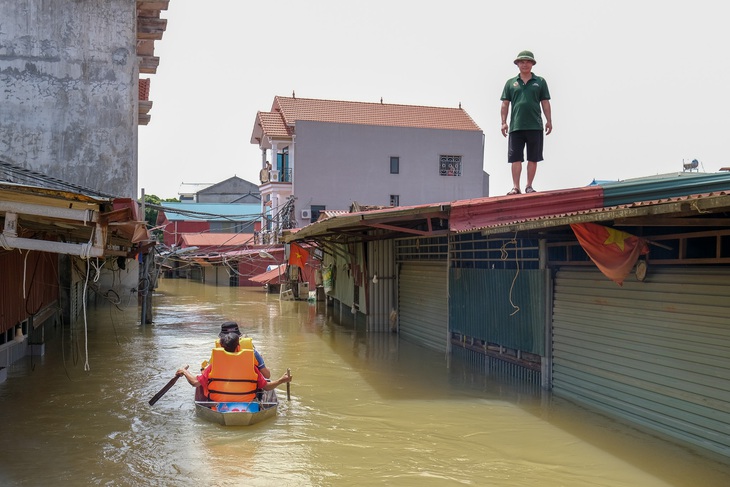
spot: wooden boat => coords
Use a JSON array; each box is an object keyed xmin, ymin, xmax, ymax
[{"xmin": 194, "ymin": 390, "xmax": 278, "ymax": 426}]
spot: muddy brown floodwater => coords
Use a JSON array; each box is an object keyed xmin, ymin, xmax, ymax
[{"xmin": 0, "ymin": 279, "xmax": 729, "ymax": 486}]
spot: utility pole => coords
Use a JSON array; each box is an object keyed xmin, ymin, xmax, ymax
[{"xmin": 139, "ymin": 189, "xmax": 153, "ymax": 325}]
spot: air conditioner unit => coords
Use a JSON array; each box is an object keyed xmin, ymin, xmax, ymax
[
  {"xmin": 270, "ymin": 170, "xmax": 280, "ymax": 182},
  {"xmin": 301, "ymin": 209, "xmax": 311, "ymax": 220}
]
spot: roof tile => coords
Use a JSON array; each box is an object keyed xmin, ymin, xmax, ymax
[{"xmin": 270, "ymin": 96, "xmax": 481, "ymax": 132}]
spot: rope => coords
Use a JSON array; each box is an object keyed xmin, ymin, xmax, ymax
[
  {"xmin": 82, "ymin": 256, "xmax": 91, "ymax": 371},
  {"xmin": 79, "ymin": 242, "xmax": 93, "ymax": 260},
  {"xmin": 500, "ymin": 233, "xmax": 521, "ymax": 316},
  {"xmin": 90, "ymin": 258, "xmax": 104, "ymax": 283}
]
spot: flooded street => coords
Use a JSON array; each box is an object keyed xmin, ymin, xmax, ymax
[{"xmin": 1, "ymin": 279, "xmax": 729, "ymax": 486}]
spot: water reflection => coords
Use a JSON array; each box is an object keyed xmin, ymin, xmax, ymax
[{"xmin": 0, "ymin": 279, "xmax": 728, "ymax": 486}]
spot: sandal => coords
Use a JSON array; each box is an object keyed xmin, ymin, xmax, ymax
[
  {"xmin": 507, "ymin": 188, "xmax": 521, "ymax": 195},
  {"xmin": 524, "ymin": 186, "xmax": 536, "ymax": 193}
]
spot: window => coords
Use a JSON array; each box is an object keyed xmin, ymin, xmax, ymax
[
  {"xmin": 439, "ymin": 155, "xmax": 462, "ymax": 176},
  {"xmin": 390, "ymin": 195, "xmax": 399, "ymax": 207},
  {"xmin": 276, "ymin": 147, "xmax": 291, "ymax": 182},
  {"xmin": 311, "ymin": 205, "xmax": 326, "ymax": 223},
  {"xmin": 390, "ymin": 156, "xmax": 399, "ymax": 174}
]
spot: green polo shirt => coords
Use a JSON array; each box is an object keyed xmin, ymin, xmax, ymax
[{"xmin": 501, "ymin": 74, "xmax": 550, "ymax": 132}]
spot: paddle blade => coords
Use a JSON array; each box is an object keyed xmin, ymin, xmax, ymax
[{"xmin": 149, "ymin": 375, "xmax": 180, "ymax": 406}]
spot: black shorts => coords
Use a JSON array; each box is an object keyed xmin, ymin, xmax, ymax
[{"xmin": 508, "ymin": 130, "xmax": 544, "ymax": 163}]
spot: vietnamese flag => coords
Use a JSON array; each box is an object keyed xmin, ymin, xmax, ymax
[
  {"xmin": 570, "ymin": 223, "xmax": 649, "ymax": 286},
  {"xmin": 288, "ymin": 242, "xmax": 309, "ymax": 268}
]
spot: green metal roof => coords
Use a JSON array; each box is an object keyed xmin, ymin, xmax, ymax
[{"xmin": 599, "ymin": 171, "xmax": 730, "ymax": 206}]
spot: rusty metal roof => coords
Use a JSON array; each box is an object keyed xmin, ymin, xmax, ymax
[
  {"xmin": 284, "ymin": 172, "xmax": 730, "ymax": 243},
  {"xmin": 477, "ymin": 190, "xmax": 730, "ymax": 236},
  {"xmin": 450, "ymin": 186, "xmax": 603, "ymax": 233},
  {"xmin": 284, "ymin": 201, "xmax": 450, "ymax": 243}
]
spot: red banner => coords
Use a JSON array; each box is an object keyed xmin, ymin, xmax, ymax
[
  {"xmin": 570, "ymin": 223, "xmax": 649, "ymax": 285},
  {"xmin": 288, "ymin": 242, "xmax": 309, "ymax": 268}
]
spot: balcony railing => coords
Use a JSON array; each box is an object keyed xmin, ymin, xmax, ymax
[{"xmin": 269, "ymin": 168, "xmax": 292, "ymax": 183}]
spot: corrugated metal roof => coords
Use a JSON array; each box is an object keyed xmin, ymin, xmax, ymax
[
  {"xmin": 598, "ymin": 172, "xmax": 730, "ymax": 206},
  {"xmin": 286, "ymin": 172, "xmax": 730, "ymax": 242},
  {"xmin": 478, "ymin": 191, "xmax": 730, "ymax": 236},
  {"xmin": 249, "ymin": 264, "xmax": 286, "ymax": 284},
  {"xmin": 180, "ymin": 233, "xmax": 254, "ymax": 247},
  {"xmin": 450, "ymin": 186, "xmax": 604, "ymax": 233},
  {"xmin": 285, "ymin": 201, "xmax": 450, "ymax": 242},
  {"xmin": 160, "ymin": 202, "xmax": 261, "ymax": 221}
]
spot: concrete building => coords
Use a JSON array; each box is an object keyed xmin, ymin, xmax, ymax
[
  {"xmin": 250, "ymin": 96, "xmax": 488, "ymax": 236},
  {"xmin": 0, "ymin": 1, "xmax": 169, "ymax": 199},
  {"xmin": 195, "ymin": 176, "xmax": 261, "ymax": 204},
  {"xmin": 0, "ymin": 1, "xmax": 171, "ymax": 339}
]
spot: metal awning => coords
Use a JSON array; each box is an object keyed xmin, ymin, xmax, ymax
[
  {"xmin": 284, "ymin": 201, "xmax": 450, "ymax": 243},
  {"xmin": 0, "ymin": 182, "xmax": 148, "ymax": 258}
]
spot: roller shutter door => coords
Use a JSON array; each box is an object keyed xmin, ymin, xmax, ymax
[
  {"xmin": 552, "ymin": 266, "xmax": 730, "ymax": 458},
  {"xmin": 398, "ymin": 262, "xmax": 448, "ymax": 352}
]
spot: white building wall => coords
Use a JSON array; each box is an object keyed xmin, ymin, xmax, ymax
[
  {"xmin": 291, "ymin": 121, "xmax": 486, "ymax": 227},
  {"xmin": 0, "ymin": 0, "xmax": 138, "ymax": 198}
]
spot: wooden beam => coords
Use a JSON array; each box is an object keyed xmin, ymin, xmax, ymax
[
  {"xmin": 0, "ymin": 200, "xmax": 98, "ymax": 222},
  {"xmin": 136, "ymin": 0, "xmax": 170, "ymax": 11},
  {"xmin": 136, "ymin": 39, "xmax": 156, "ymax": 56},
  {"xmin": 367, "ymin": 222, "xmax": 431, "ymax": 236},
  {"xmin": 1, "ymin": 213, "xmax": 105, "ymax": 258},
  {"xmin": 139, "ymin": 100, "xmax": 153, "ymax": 114},
  {"xmin": 614, "ymin": 217, "xmax": 730, "ymax": 226},
  {"xmin": 137, "ymin": 17, "xmax": 167, "ymax": 40},
  {"xmin": 139, "ymin": 55, "xmax": 160, "ymax": 74}
]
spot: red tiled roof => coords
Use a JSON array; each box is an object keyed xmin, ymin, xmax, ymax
[
  {"xmin": 272, "ymin": 96, "xmax": 482, "ymax": 131},
  {"xmin": 256, "ymin": 111, "xmax": 293, "ymax": 139}
]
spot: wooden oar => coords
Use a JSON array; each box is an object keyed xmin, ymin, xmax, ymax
[
  {"xmin": 149, "ymin": 365, "xmax": 188, "ymax": 406},
  {"xmin": 286, "ymin": 368, "xmax": 291, "ymax": 401}
]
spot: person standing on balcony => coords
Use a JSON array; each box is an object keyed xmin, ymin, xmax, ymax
[
  {"xmin": 259, "ymin": 162, "xmax": 272, "ymax": 184},
  {"xmin": 501, "ymin": 50, "xmax": 552, "ymax": 195}
]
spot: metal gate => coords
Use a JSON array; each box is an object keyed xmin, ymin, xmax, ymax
[
  {"xmin": 552, "ymin": 266, "xmax": 730, "ymax": 458},
  {"xmin": 398, "ymin": 262, "xmax": 448, "ymax": 352}
]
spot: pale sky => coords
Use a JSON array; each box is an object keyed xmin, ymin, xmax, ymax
[{"xmin": 138, "ymin": 0, "xmax": 729, "ymax": 201}]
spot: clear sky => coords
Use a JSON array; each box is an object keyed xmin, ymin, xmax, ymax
[{"xmin": 138, "ymin": 0, "xmax": 729, "ymax": 200}]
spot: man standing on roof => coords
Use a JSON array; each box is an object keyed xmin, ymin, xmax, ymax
[{"xmin": 501, "ymin": 50, "xmax": 552, "ymax": 195}]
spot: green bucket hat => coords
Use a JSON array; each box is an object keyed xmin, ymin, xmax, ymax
[{"xmin": 514, "ymin": 50, "xmax": 536, "ymax": 65}]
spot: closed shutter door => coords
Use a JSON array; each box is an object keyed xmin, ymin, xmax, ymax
[
  {"xmin": 552, "ymin": 266, "xmax": 730, "ymax": 458},
  {"xmin": 398, "ymin": 262, "xmax": 448, "ymax": 352}
]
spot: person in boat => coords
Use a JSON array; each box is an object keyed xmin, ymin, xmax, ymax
[
  {"xmin": 210, "ymin": 321, "xmax": 271, "ymax": 379},
  {"xmin": 177, "ymin": 332, "xmax": 291, "ymax": 402}
]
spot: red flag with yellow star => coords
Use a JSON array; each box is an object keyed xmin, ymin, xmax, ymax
[
  {"xmin": 570, "ymin": 223, "xmax": 649, "ymax": 285},
  {"xmin": 288, "ymin": 242, "xmax": 309, "ymax": 268}
]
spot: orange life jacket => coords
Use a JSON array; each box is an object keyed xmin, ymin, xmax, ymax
[
  {"xmin": 207, "ymin": 348, "xmax": 259, "ymax": 402},
  {"xmin": 207, "ymin": 337, "xmax": 259, "ymax": 368}
]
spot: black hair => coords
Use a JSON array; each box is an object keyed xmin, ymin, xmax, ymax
[{"xmin": 219, "ymin": 332, "xmax": 240, "ymax": 352}]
